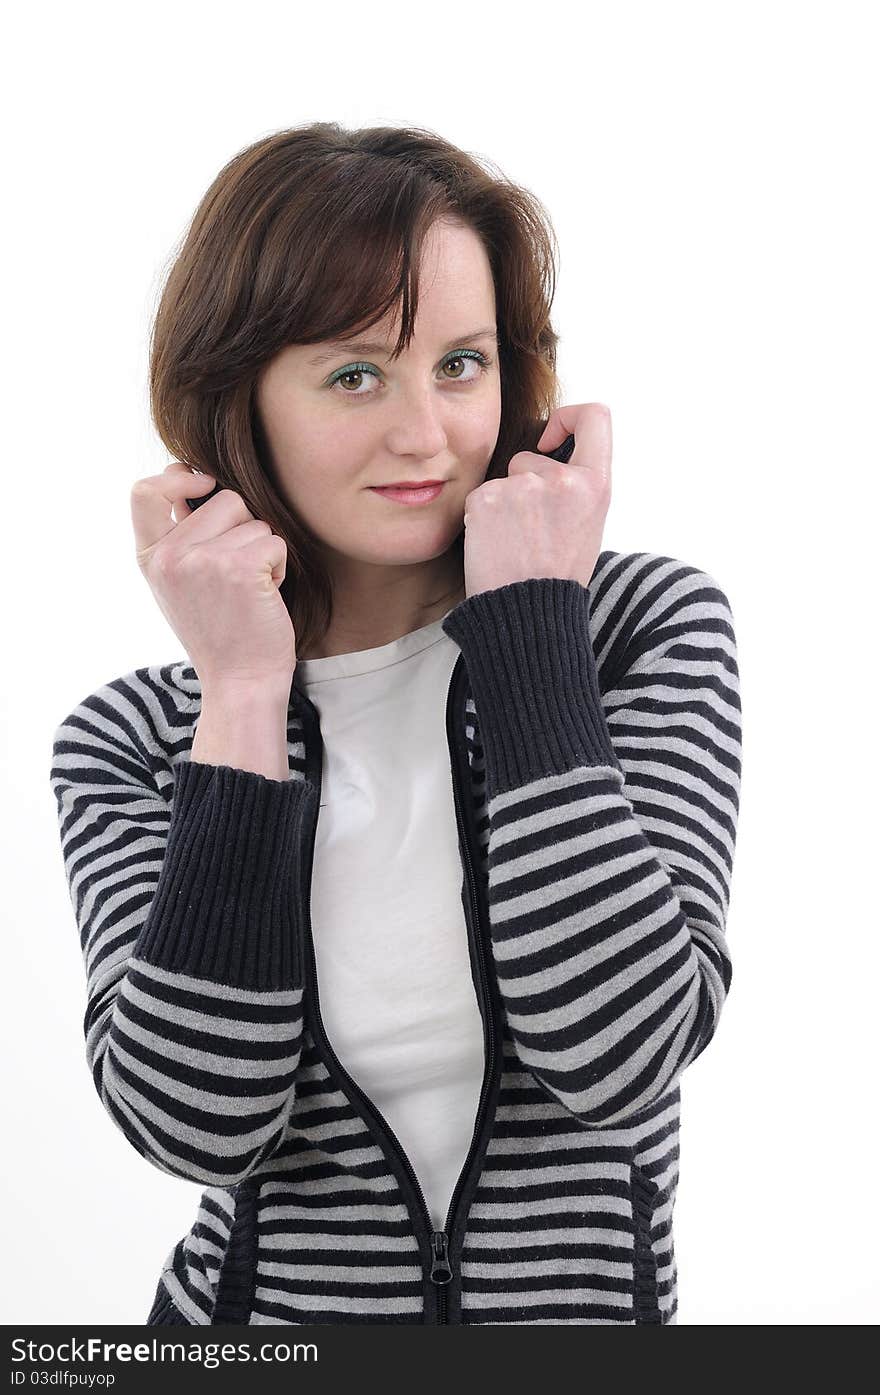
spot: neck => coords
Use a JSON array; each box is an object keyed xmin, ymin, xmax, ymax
[{"xmin": 299, "ymin": 550, "xmax": 465, "ymax": 660}]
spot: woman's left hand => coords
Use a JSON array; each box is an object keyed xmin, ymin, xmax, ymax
[{"xmin": 461, "ymin": 403, "xmax": 612, "ymax": 599}]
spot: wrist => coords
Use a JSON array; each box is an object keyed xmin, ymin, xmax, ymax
[
  {"xmin": 192, "ymin": 681, "xmax": 293, "ymax": 782},
  {"xmin": 198, "ymin": 675, "xmax": 294, "ymax": 712}
]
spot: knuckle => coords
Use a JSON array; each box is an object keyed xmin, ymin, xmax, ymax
[{"xmin": 226, "ymin": 488, "xmax": 253, "ymax": 518}]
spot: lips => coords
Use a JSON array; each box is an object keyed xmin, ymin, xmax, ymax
[{"xmin": 369, "ymin": 481, "xmax": 447, "ymax": 505}]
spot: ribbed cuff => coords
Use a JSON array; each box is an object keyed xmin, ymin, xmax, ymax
[
  {"xmin": 441, "ymin": 578, "xmax": 621, "ymax": 795},
  {"xmin": 134, "ymin": 760, "xmax": 317, "ymax": 992}
]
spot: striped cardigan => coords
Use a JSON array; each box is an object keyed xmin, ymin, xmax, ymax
[{"xmin": 49, "ymin": 549, "xmax": 742, "ymax": 1325}]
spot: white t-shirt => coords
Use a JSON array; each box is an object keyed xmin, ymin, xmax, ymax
[{"xmin": 293, "ymin": 611, "xmax": 486, "ymax": 1232}]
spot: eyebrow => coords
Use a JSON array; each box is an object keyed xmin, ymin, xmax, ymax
[{"xmin": 306, "ymin": 326, "xmax": 499, "ymax": 367}]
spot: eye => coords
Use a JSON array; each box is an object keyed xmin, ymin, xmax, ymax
[{"xmin": 326, "ymin": 349, "xmax": 493, "ymax": 397}]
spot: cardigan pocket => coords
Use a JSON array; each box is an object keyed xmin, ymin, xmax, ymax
[
  {"xmin": 145, "ymin": 1275, "xmax": 191, "ymax": 1325},
  {"xmin": 630, "ymin": 1163, "xmax": 663, "ymax": 1324},
  {"xmin": 211, "ymin": 1178, "xmax": 261, "ymax": 1324}
]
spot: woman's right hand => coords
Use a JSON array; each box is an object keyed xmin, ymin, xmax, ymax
[{"xmin": 130, "ymin": 462, "xmax": 297, "ymax": 695}]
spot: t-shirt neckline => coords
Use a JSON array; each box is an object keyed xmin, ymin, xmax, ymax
[{"xmin": 294, "ymin": 608, "xmax": 456, "ymax": 686}]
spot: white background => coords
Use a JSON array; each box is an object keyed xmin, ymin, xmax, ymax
[{"xmin": 4, "ymin": 0, "xmax": 878, "ymax": 1326}]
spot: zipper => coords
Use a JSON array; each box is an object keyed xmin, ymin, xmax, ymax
[
  {"xmin": 292, "ymin": 653, "xmax": 498, "ymax": 1324},
  {"xmin": 433, "ymin": 653, "xmax": 497, "ymax": 1323}
]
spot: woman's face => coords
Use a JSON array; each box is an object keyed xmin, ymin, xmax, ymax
[{"xmin": 254, "ymin": 219, "xmax": 502, "ymax": 572}]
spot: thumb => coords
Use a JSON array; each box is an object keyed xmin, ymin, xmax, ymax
[{"xmin": 536, "ymin": 405, "xmax": 580, "ymax": 453}]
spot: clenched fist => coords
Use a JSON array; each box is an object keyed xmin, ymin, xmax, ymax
[
  {"xmin": 461, "ymin": 403, "xmax": 612, "ymax": 599},
  {"xmin": 130, "ymin": 462, "xmax": 296, "ymax": 698}
]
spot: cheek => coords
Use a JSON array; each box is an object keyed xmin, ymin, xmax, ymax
[
  {"xmin": 472, "ymin": 401, "xmax": 502, "ymax": 465},
  {"xmin": 464, "ymin": 433, "xmax": 499, "ymax": 489},
  {"xmin": 284, "ymin": 466, "xmax": 368, "ymax": 535}
]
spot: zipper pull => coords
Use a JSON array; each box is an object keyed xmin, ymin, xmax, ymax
[{"xmin": 429, "ymin": 1230, "xmax": 453, "ymax": 1284}]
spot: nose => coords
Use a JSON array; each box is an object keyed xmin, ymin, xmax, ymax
[{"xmin": 385, "ymin": 385, "xmax": 448, "ymax": 459}]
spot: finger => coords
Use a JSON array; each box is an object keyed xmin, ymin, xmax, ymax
[
  {"xmin": 568, "ymin": 404, "xmax": 612, "ymax": 486},
  {"xmin": 209, "ymin": 518, "xmax": 277, "ymax": 553},
  {"xmin": 535, "ymin": 404, "xmax": 585, "ymax": 453},
  {"xmin": 172, "ymin": 471, "xmax": 221, "ymax": 524},
  {"xmin": 536, "ymin": 402, "xmax": 611, "ymax": 456},
  {"xmin": 237, "ymin": 531, "xmax": 289, "ymax": 585},
  {"xmin": 130, "ymin": 464, "xmax": 215, "ymax": 555},
  {"xmin": 534, "ymin": 403, "xmax": 611, "ymax": 484},
  {"xmin": 181, "ymin": 478, "xmax": 225, "ymax": 515}
]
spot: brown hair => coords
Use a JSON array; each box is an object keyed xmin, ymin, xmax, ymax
[{"xmin": 149, "ymin": 121, "xmax": 563, "ymax": 658}]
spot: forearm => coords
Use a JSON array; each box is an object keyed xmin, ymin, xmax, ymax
[
  {"xmin": 102, "ymin": 754, "xmax": 318, "ymax": 1183},
  {"xmin": 442, "ymin": 575, "xmax": 738, "ymax": 1127},
  {"xmin": 191, "ymin": 681, "xmax": 293, "ymax": 781},
  {"xmin": 52, "ymin": 665, "xmax": 317, "ymax": 1187}
]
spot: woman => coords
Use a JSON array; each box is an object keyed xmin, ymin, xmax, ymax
[{"xmin": 50, "ymin": 122, "xmax": 742, "ymax": 1326}]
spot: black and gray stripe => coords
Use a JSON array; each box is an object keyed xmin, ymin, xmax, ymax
[{"xmin": 50, "ymin": 549, "xmax": 740, "ymax": 1324}]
